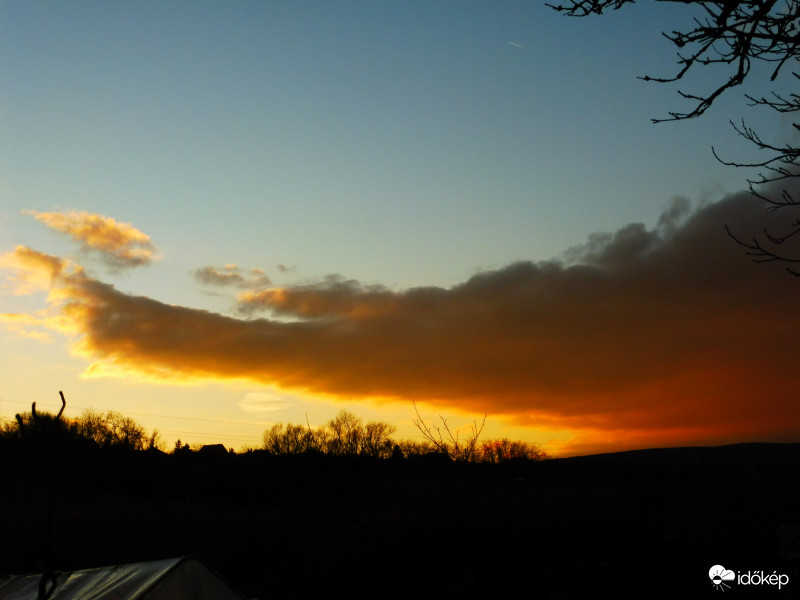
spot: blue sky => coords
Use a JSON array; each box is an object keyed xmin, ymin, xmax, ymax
[{"xmin": 2, "ymin": 1, "xmax": 796, "ymax": 455}]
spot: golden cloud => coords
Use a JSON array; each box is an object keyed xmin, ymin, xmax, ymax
[
  {"xmin": 27, "ymin": 210, "xmax": 156, "ymax": 268},
  {"xmin": 0, "ymin": 246, "xmax": 67, "ymax": 295},
  {"xmin": 0, "ymin": 312, "xmax": 54, "ymax": 343},
  {"xmin": 4, "ymin": 193, "xmax": 800, "ymax": 450}
]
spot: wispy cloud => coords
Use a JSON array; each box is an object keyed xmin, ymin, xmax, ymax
[
  {"xmin": 238, "ymin": 391, "xmax": 292, "ymax": 417},
  {"xmin": 506, "ymin": 41, "xmax": 528, "ymax": 50},
  {"xmin": 26, "ymin": 210, "xmax": 157, "ymax": 269},
  {"xmin": 0, "ymin": 313, "xmax": 54, "ymax": 343},
  {"xmin": 193, "ymin": 265, "xmax": 271, "ymax": 289},
  {"xmin": 0, "ymin": 245, "xmax": 68, "ymax": 295},
  {"xmin": 3, "ymin": 193, "xmax": 800, "ymax": 450}
]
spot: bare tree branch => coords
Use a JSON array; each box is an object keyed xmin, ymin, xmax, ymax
[
  {"xmin": 551, "ymin": 0, "xmax": 800, "ymax": 274},
  {"xmin": 725, "ymin": 223, "xmax": 800, "ymax": 275},
  {"xmin": 411, "ymin": 401, "xmax": 486, "ymax": 462}
]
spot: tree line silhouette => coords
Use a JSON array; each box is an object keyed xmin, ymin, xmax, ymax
[
  {"xmin": 260, "ymin": 408, "xmax": 547, "ymax": 462},
  {"xmin": 3, "ymin": 407, "xmax": 161, "ymax": 453},
  {"xmin": 1, "ymin": 399, "xmax": 547, "ymax": 463},
  {"xmin": 3, "ymin": 394, "xmax": 797, "ymax": 598}
]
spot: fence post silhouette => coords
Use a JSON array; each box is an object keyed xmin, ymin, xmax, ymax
[{"xmin": 15, "ymin": 391, "xmax": 66, "ymax": 600}]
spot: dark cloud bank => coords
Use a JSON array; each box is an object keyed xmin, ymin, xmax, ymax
[{"xmin": 14, "ymin": 192, "xmax": 800, "ymax": 447}]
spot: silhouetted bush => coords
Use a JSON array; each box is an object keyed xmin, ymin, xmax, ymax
[
  {"xmin": 477, "ymin": 438, "xmax": 548, "ymax": 463},
  {"xmin": 75, "ymin": 409, "xmax": 161, "ymax": 451},
  {"xmin": 2, "ymin": 410, "xmax": 89, "ymax": 454}
]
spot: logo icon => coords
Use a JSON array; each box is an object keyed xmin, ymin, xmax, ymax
[{"xmin": 709, "ymin": 565, "xmax": 735, "ymax": 591}]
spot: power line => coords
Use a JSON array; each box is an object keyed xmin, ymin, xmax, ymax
[
  {"xmin": 1, "ymin": 397, "xmax": 661, "ymax": 450},
  {"xmin": 157, "ymin": 428, "xmax": 262, "ymax": 442},
  {"xmin": 0, "ymin": 398, "xmax": 266, "ymax": 447},
  {"xmin": 0, "ymin": 398, "xmax": 270, "ymax": 429}
]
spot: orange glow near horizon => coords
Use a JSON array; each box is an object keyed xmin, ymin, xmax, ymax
[{"xmin": 2, "ymin": 200, "xmax": 800, "ymax": 456}]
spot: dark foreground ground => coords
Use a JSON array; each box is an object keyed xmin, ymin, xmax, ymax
[{"xmin": 1, "ymin": 442, "xmax": 798, "ymax": 599}]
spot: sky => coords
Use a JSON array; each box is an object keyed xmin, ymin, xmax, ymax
[{"xmin": 2, "ymin": 1, "xmax": 799, "ymax": 456}]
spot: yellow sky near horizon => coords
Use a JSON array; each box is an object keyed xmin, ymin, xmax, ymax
[{"xmin": 2, "ymin": 199, "xmax": 799, "ymax": 458}]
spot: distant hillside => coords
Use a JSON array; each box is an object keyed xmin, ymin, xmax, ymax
[
  {"xmin": 2, "ymin": 441, "xmax": 797, "ymax": 599},
  {"xmin": 549, "ymin": 442, "xmax": 800, "ymax": 472}
]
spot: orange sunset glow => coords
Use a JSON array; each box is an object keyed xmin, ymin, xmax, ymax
[
  {"xmin": 5, "ymin": 4, "xmax": 800, "ymax": 598},
  {"xmin": 3, "ymin": 1, "xmax": 800, "ymax": 460},
  {"xmin": 3, "ymin": 189, "xmax": 799, "ymax": 456}
]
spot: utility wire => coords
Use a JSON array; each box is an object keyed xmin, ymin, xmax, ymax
[
  {"xmin": 0, "ymin": 398, "xmax": 269, "ymax": 427},
  {"xmin": 1, "ymin": 397, "xmax": 659, "ymax": 450}
]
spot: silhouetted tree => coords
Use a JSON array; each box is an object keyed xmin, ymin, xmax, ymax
[
  {"xmin": 75, "ymin": 409, "xmax": 151, "ymax": 451},
  {"xmin": 261, "ymin": 410, "xmax": 397, "ymax": 458},
  {"xmin": 326, "ymin": 409, "xmax": 363, "ymax": 456},
  {"xmin": 360, "ymin": 420, "xmax": 397, "ymax": 458},
  {"xmin": 146, "ymin": 429, "xmax": 163, "ymax": 451},
  {"xmin": 263, "ymin": 423, "xmax": 320, "ymax": 455},
  {"xmin": 411, "ymin": 401, "xmax": 486, "ymax": 462},
  {"xmin": 551, "ymin": 0, "xmax": 800, "ymax": 274},
  {"xmin": 172, "ymin": 438, "xmax": 192, "ymax": 455}
]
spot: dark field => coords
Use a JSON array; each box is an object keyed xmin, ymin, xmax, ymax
[{"xmin": 2, "ymin": 443, "xmax": 798, "ymax": 599}]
